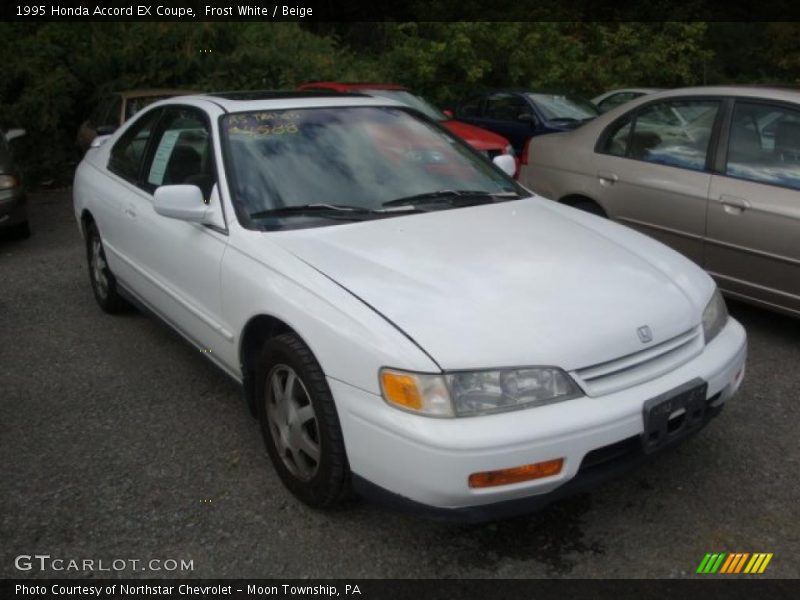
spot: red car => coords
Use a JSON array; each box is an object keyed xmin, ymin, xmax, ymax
[{"xmin": 297, "ymin": 82, "xmax": 516, "ymax": 170}]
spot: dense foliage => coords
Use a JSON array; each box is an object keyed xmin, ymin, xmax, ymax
[{"xmin": 0, "ymin": 22, "xmax": 797, "ymax": 185}]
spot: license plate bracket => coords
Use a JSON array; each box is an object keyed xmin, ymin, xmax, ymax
[{"xmin": 641, "ymin": 378, "xmax": 708, "ymax": 454}]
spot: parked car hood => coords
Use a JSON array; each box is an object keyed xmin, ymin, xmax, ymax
[
  {"xmin": 272, "ymin": 197, "xmax": 708, "ymax": 371},
  {"xmin": 441, "ymin": 119, "xmax": 509, "ymax": 151}
]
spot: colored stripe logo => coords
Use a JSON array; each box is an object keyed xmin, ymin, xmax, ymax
[{"xmin": 696, "ymin": 553, "xmax": 773, "ymax": 574}]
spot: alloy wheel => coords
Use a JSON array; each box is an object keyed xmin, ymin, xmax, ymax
[{"xmin": 264, "ymin": 365, "xmax": 321, "ymax": 481}]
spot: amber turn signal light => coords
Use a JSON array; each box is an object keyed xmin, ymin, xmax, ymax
[
  {"xmin": 380, "ymin": 371, "xmax": 423, "ymax": 411},
  {"xmin": 468, "ymin": 458, "xmax": 564, "ymax": 488}
]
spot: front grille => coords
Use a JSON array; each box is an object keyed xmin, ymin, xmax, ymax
[{"xmin": 571, "ymin": 326, "xmax": 704, "ymax": 397}]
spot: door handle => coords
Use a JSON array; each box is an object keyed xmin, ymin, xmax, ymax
[
  {"xmin": 720, "ymin": 195, "xmax": 750, "ymax": 215},
  {"xmin": 597, "ymin": 171, "xmax": 618, "ymax": 186},
  {"xmin": 124, "ymin": 205, "xmax": 136, "ymax": 218}
]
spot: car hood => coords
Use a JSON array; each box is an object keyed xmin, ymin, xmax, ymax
[
  {"xmin": 442, "ymin": 119, "xmax": 509, "ymax": 151},
  {"xmin": 272, "ymin": 198, "xmax": 707, "ymax": 371}
]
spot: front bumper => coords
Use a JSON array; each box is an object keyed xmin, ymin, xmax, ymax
[{"xmin": 331, "ymin": 317, "xmax": 746, "ymax": 520}]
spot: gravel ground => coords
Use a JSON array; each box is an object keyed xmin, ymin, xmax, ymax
[{"xmin": 1, "ymin": 191, "xmax": 798, "ymax": 579}]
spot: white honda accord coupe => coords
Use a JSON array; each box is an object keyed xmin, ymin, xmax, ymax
[{"xmin": 73, "ymin": 92, "xmax": 747, "ymax": 521}]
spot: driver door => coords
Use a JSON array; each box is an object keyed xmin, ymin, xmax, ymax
[{"xmin": 124, "ymin": 106, "xmax": 231, "ymax": 356}]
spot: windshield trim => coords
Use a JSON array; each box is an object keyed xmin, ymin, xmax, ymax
[{"xmin": 218, "ymin": 105, "xmax": 528, "ymax": 232}]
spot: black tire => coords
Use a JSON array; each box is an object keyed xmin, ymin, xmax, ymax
[
  {"xmin": 85, "ymin": 221, "xmax": 127, "ymax": 314},
  {"xmin": 256, "ymin": 332, "xmax": 350, "ymax": 508},
  {"xmin": 570, "ymin": 200, "xmax": 606, "ymax": 217}
]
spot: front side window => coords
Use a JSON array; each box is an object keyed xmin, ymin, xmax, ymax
[
  {"xmin": 725, "ymin": 101, "xmax": 800, "ymax": 191},
  {"xmin": 222, "ymin": 106, "xmax": 524, "ymax": 230},
  {"xmin": 108, "ymin": 108, "xmax": 162, "ymax": 183},
  {"xmin": 485, "ymin": 94, "xmax": 530, "ymax": 122},
  {"xmin": 624, "ymin": 100, "xmax": 720, "ymax": 171},
  {"xmin": 144, "ymin": 107, "xmax": 215, "ymax": 200}
]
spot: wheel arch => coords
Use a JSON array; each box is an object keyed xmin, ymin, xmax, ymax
[
  {"xmin": 559, "ymin": 194, "xmax": 608, "ymax": 217},
  {"xmin": 79, "ymin": 209, "xmax": 96, "ymax": 238},
  {"xmin": 239, "ymin": 314, "xmax": 299, "ymax": 416}
]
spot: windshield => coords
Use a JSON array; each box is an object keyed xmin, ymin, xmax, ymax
[
  {"xmin": 222, "ymin": 106, "xmax": 524, "ymax": 230},
  {"xmin": 527, "ymin": 93, "xmax": 599, "ymax": 121},
  {"xmin": 360, "ymin": 90, "xmax": 447, "ymax": 121}
]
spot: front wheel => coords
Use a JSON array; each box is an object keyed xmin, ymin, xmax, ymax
[
  {"xmin": 85, "ymin": 221, "xmax": 127, "ymax": 313},
  {"xmin": 256, "ymin": 333, "xmax": 350, "ymax": 508}
]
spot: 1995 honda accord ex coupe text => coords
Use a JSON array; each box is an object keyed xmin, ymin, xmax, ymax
[{"xmin": 73, "ymin": 91, "xmax": 747, "ymax": 522}]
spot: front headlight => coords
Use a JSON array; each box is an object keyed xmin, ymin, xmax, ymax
[
  {"xmin": 702, "ymin": 287, "xmax": 728, "ymax": 344},
  {"xmin": 380, "ymin": 367, "xmax": 582, "ymax": 418}
]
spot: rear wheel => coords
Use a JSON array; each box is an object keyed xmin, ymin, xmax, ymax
[
  {"xmin": 85, "ymin": 221, "xmax": 127, "ymax": 313},
  {"xmin": 256, "ymin": 333, "xmax": 350, "ymax": 508}
]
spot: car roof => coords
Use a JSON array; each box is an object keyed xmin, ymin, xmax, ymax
[
  {"xmin": 116, "ymin": 89, "xmax": 196, "ymax": 99},
  {"xmin": 486, "ymin": 88, "xmax": 577, "ymax": 95},
  {"xmin": 208, "ymin": 90, "xmax": 367, "ymax": 101},
  {"xmin": 599, "ymin": 88, "xmax": 663, "ymax": 95},
  {"xmin": 298, "ymin": 82, "xmax": 408, "ymax": 92},
  {"xmin": 171, "ymin": 92, "xmax": 407, "ymax": 113},
  {"xmin": 643, "ymin": 85, "xmax": 800, "ymax": 103}
]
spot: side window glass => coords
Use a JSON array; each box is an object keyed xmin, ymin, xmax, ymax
[
  {"xmin": 459, "ymin": 96, "xmax": 483, "ymax": 118},
  {"xmin": 108, "ymin": 108, "xmax": 162, "ymax": 183},
  {"xmin": 144, "ymin": 108, "xmax": 215, "ymax": 201},
  {"xmin": 726, "ymin": 102, "xmax": 800, "ymax": 190},
  {"xmin": 629, "ymin": 100, "xmax": 719, "ymax": 171},
  {"xmin": 486, "ymin": 94, "xmax": 528, "ymax": 122}
]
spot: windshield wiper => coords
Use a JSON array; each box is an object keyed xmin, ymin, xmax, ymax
[
  {"xmin": 382, "ymin": 190, "xmax": 522, "ymax": 209},
  {"xmin": 249, "ymin": 203, "xmax": 383, "ymax": 220}
]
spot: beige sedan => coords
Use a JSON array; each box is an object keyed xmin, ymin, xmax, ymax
[{"xmin": 521, "ymin": 86, "xmax": 800, "ymax": 318}]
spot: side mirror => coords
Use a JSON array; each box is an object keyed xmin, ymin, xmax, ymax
[
  {"xmin": 442, "ymin": 109, "xmax": 454, "ymax": 118},
  {"xmin": 492, "ymin": 154, "xmax": 517, "ymax": 177},
  {"xmin": 153, "ymin": 185, "xmax": 209, "ymax": 223},
  {"xmin": 518, "ymin": 113, "xmax": 538, "ymax": 127},
  {"xmin": 5, "ymin": 128, "xmax": 26, "ymax": 142},
  {"xmin": 96, "ymin": 124, "xmax": 118, "ymax": 136}
]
